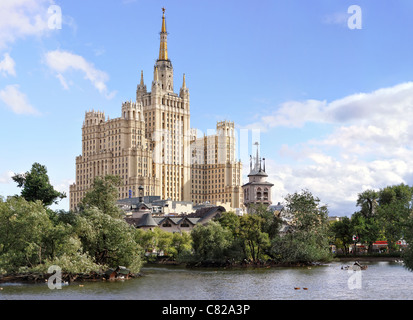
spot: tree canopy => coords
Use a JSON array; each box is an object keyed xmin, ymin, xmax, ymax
[{"xmin": 12, "ymin": 162, "xmax": 66, "ymax": 206}]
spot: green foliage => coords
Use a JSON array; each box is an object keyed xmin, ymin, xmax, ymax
[
  {"xmin": 0, "ymin": 173, "xmax": 143, "ymax": 275},
  {"xmin": 79, "ymin": 175, "xmax": 123, "ymax": 218},
  {"xmin": 134, "ymin": 228, "xmax": 193, "ymax": 262},
  {"xmin": 190, "ymin": 221, "xmax": 233, "ymax": 262},
  {"xmin": 377, "ymin": 184, "xmax": 412, "ymax": 254},
  {"xmin": 74, "ymin": 207, "xmax": 143, "ymax": 273},
  {"xmin": 238, "ymin": 214, "xmax": 271, "ymax": 262},
  {"xmin": 330, "ymin": 217, "xmax": 352, "ymax": 255},
  {"xmin": 402, "ymin": 216, "xmax": 413, "ymax": 271},
  {"xmin": 0, "ymin": 197, "xmax": 53, "ymax": 272},
  {"xmin": 271, "ymin": 190, "xmax": 333, "ymax": 264},
  {"xmin": 12, "ymin": 162, "xmax": 66, "ymax": 206}
]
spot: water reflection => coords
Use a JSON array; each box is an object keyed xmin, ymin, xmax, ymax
[{"xmin": 1, "ymin": 262, "xmax": 413, "ymax": 300}]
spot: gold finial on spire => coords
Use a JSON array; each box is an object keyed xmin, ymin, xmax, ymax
[
  {"xmin": 161, "ymin": 8, "xmax": 167, "ymax": 33},
  {"xmin": 159, "ymin": 8, "xmax": 168, "ymax": 60}
]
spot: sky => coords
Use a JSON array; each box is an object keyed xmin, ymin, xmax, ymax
[{"xmin": 1, "ymin": 0, "xmax": 413, "ymax": 216}]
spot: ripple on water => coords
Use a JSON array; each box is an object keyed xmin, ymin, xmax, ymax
[{"xmin": 1, "ymin": 262, "xmax": 413, "ymax": 300}]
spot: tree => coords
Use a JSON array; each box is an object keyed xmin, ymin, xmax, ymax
[
  {"xmin": 330, "ymin": 217, "xmax": 353, "ymax": 255},
  {"xmin": 249, "ymin": 204, "xmax": 281, "ymax": 240},
  {"xmin": 190, "ymin": 221, "xmax": 233, "ymax": 262},
  {"xmin": 354, "ymin": 190, "xmax": 381, "ymax": 253},
  {"xmin": 75, "ymin": 207, "xmax": 143, "ymax": 273},
  {"xmin": 378, "ymin": 184, "xmax": 413, "ymax": 253},
  {"xmin": 238, "ymin": 214, "xmax": 271, "ymax": 262},
  {"xmin": 0, "ymin": 197, "xmax": 53, "ymax": 272},
  {"xmin": 271, "ymin": 190, "xmax": 332, "ymax": 263},
  {"xmin": 357, "ymin": 189, "xmax": 378, "ymax": 218},
  {"xmin": 402, "ymin": 217, "xmax": 413, "ymax": 271},
  {"xmin": 79, "ymin": 175, "xmax": 123, "ymax": 218},
  {"xmin": 12, "ymin": 162, "xmax": 66, "ymax": 206},
  {"xmin": 170, "ymin": 232, "xmax": 192, "ymax": 261}
]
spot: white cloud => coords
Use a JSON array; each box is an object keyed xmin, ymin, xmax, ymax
[
  {"xmin": 0, "ymin": 53, "xmax": 16, "ymax": 77},
  {"xmin": 0, "ymin": 84, "xmax": 40, "ymax": 115},
  {"xmin": 56, "ymin": 73, "xmax": 69, "ymax": 90},
  {"xmin": 45, "ymin": 50, "xmax": 117, "ymax": 99},
  {"xmin": 0, "ymin": 171, "xmax": 14, "ymax": 184},
  {"xmin": 244, "ymin": 82, "xmax": 413, "ymax": 216},
  {"xmin": 322, "ymin": 12, "xmax": 349, "ymax": 27},
  {"xmin": 244, "ymin": 82, "xmax": 413, "ymax": 132},
  {"xmin": 0, "ymin": 0, "xmax": 52, "ymax": 50}
]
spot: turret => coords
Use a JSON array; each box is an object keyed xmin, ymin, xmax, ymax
[
  {"xmin": 83, "ymin": 109, "xmax": 105, "ymax": 127},
  {"xmin": 180, "ymin": 73, "xmax": 189, "ymax": 101},
  {"xmin": 122, "ymin": 100, "xmax": 143, "ymax": 121},
  {"xmin": 136, "ymin": 70, "xmax": 147, "ymax": 100}
]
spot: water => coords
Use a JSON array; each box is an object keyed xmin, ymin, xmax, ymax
[{"xmin": 1, "ymin": 261, "xmax": 413, "ymax": 300}]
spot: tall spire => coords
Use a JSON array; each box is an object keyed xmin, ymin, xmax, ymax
[
  {"xmin": 159, "ymin": 7, "xmax": 168, "ymax": 61},
  {"xmin": 182, "ymin": 73, "xmax": 186, "ymax": 88},
  {"xmin": 140, "ymin": 70, "xmax": 144, "ymax": 86}
]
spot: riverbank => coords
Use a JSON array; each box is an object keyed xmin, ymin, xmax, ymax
[
  {"xmin": 0, "ymin": 271, "xmax": 142, "ymax": 284},
  {"xmin": 336, "ymin": 255, "xmax": 402, "ymax": 262},
  {"xmin": 145, "ymin": 258, "xmax": 324, "ymax": 269}
]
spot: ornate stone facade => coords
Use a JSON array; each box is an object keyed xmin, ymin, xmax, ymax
[{"xmin": 69, "ymin": 9, "xmax": 242, "ymax": 212}]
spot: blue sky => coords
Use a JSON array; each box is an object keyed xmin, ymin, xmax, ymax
[{"xmin": 1, "ymin": 0, "xmax": 413, "ymax": 216}]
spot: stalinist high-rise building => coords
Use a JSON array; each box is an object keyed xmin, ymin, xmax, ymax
[{"xmin": 69, "ymin": 9, "xmax": 242, "ymax": 212}]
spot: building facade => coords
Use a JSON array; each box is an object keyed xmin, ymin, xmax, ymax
[
  {"xmin": 242, "ymin": 143, "xmax": 274, "ymax": 213},
  {"xmin": 190, "ymin": 121, "xmax": 242, "ymax": 209},
  {"xmin": 69, "ymin": 9, "xmax": 242, "ymax": 212}
]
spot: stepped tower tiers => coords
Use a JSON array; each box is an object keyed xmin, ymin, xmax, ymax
[
  {"xmin": 69, "ymin": 8, "xmax": 243, "ymax": 212},
  {"xmin": 242, "ymin": 142, "xmax": 274, "ymax": 213},
  {"xmin": 137, "ymin": 8, "xmax": 191, "ymax": 202}
]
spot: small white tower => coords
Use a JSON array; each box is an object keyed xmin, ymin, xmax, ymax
[{"xmin": 242, "ymin": 142, "xmax": 274, "ymax": 213}]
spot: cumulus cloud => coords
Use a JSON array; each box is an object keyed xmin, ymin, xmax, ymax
[
  {"xmin": 0, "ymin": 0, "xmax": 52, "ymax": 50},
  {"xmin": 244, "ymin": 82, "xmax": 413, "ymax": 132},
  {"xmin": 244, "ymin": 82, "xmax": 413, "ymax": 216},
  {"xmin": 0, "ymin": 84, "xmax": 40, "ymax": 115},
  {"xmin": 0, "ymin": 171, "xmax": 14, "ymax": 184},
  {"xmin": 44, "ymin": 50, "xmax": 116, "ymax": 99},
  {"xmin": 0, "ymin": 53, "xmax": 16, "ymax": 77}
]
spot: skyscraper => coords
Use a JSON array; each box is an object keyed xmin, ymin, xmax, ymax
[{"xmin": 69, "ymin": 9, "xmax": 242, "ymax": 212}]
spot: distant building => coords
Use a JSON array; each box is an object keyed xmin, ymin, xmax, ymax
[
  {"xmin": 242, "ymin": 142, "xmax": 274, "ymax": 213},
  {"xmin": 328, "ymin": 216, "xmax": 343, "ymax": 223},
  {"xmin": 124, "ymin": 205, "xmax": 226, "ymax": 232},
  {"xmin": 69, "ymin": 9, "xmax": 243, "ymax": 213},
  {"xmin": 269, "ymin": 202, "xmax": 284, "ymax": 216}
]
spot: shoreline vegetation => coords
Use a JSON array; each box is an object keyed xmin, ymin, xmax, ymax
[
  {"xmin": 0, "ymin": 255, "xmax": 403, "ymax": 285},
  {"xmin": 2, "ymin": 165, "xmax": 413, "ymax": 286}
]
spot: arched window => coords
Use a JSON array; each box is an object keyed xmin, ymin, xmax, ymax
[
  {"xmin": 256, "ymin": 187, "xmax": 262, "ymax": 201},
  {"xmin": 264, "ymin": 188, "xmax": 269, "ymax": 201}
]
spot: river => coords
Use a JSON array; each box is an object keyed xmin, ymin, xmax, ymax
[{"xmin": 1, "ymin": 261, "xmax": 413, "ymax": 300}]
